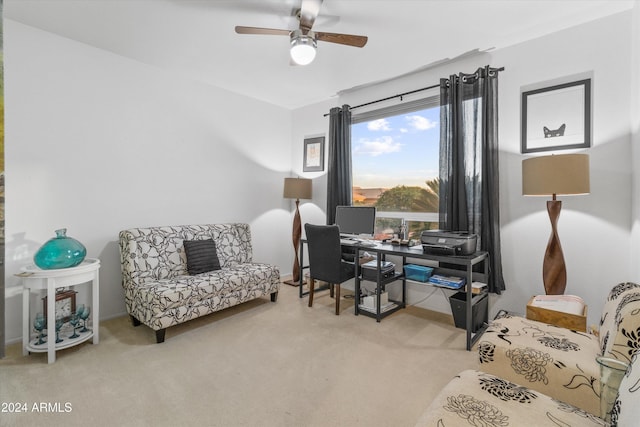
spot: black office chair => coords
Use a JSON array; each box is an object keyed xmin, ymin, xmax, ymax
[{"xmin": 304, "ymin": 224, "xmax": 356, "ymax": 315}]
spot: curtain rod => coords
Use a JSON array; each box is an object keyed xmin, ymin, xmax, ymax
[{"xmin": 323, "ymin": 66, "xmax": 504, "ymax": 117}]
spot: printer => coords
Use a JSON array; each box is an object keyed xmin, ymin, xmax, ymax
[{"xmin": 421, "ymin": 230, "xmax": 478, "ymax": 256}]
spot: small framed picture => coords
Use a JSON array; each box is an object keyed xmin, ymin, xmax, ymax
[
  {"xmin": 303, "ymin": 136, "xmax": 325, "ymax": 172},
  {"xmin": 521, "ymin": 79, "xmax": 591, "ymax": 153}
]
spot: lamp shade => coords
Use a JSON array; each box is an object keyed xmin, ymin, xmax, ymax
[
  {"xmin": 283, "ymin": 177, "xmax": 312, "ymax": 200},
  {"xmin": 522, "ymin": 153, "xmax": 590, "ymax": 196}
]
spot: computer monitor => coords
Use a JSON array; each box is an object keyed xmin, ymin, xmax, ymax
[{"xmin": 334, "ymin": 206, "xmax": 376, "ymax": 237}]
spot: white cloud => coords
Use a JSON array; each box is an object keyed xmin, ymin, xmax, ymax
[
  {"xmin": 367, "ymin": 119, "xmax": 392, "ymax": 131},
  {"xmin": 354, "ymin": 136, "xmax": 402, "ymax": 157},
  {"xmin": 405, "ymin": 115, "xmax": 437, "ymax": 131},
  {"xmin": 400, "ymin": 128, "xmax": 408, "ymax": 133}
]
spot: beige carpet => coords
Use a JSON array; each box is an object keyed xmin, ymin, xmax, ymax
[{"xmin": 0, "ymin": 284, "xmax": 479, "ymax": 427}]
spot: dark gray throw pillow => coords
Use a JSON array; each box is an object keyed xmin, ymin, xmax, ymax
[{"xmin": 183, "ymin": 239, "xmax": 221, "ymax": 275}]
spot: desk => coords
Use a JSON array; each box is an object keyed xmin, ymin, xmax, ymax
[
  {"xmin": 299, "ymin": 239, "xmax": 489, "ymax": 350},
  {"xmin": 20, "ymin": 258, "xmax": 100, "ymax": 363}
]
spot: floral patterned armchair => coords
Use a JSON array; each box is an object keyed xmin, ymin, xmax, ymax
[
  {"xmin": 416, "ymin": 348, "xmax": 640, "ymax": 426},
  {"xmin": 475, "ymin": 282, "xmax": 640, "ymax": 416},
  {"xmin": 119, "ymin": 223, "xmax": 280, "ymax": 343}
]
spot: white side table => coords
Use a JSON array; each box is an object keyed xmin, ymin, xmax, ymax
[{"xmin": 19, "ymin": 258, "xmax": 100, "ymax": 363}]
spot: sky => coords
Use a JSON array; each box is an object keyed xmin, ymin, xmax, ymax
[{"xmin": 351, "ymin": 107, "xmax": 440, "ymax": 189}]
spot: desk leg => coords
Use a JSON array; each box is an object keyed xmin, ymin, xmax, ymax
[
  {"xmin": 376, "ymin": 256, "xmax": 382, "ymax": 322},
  {"xmin": 465, "ymin": 264, "xmax": 473, "ymax": 351},
  {"xmin": 92, "ymin": 271, "xmax": 100, "ymax": 344},
  {"xmin": 401, "ymin": 256, "xmax": 407, "ymax": 308},
  {"xmin": 354, "ymin": 249, "xmax": 360, "ymax": 315},
  {"xmin": 299, "ymin": 241, "xmax": 305, "ymax": 298},
  {"xmin": 22, "ymin": 287, "xmax": 29, "ymax": 356},
  {"xmin": 46, "ymin": 279, "xmax": 56, "ymax": 364}
]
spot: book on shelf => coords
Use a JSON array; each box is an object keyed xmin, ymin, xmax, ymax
[
  {"xmin": 358, "ymin": 302, "xmax": 397, "ymax": 314},
  {"xmin": 428, "ymin": 274, "xmax": 466, "ymax": 289},
  {"xmin": 361, "ymin": 260, "xmax": 395, "ymax": 269},
  {"xmin": 468, "ymin": 282, "xmax": 487, "ymax": 294}
]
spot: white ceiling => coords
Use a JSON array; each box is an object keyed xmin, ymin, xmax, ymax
[{"xmin": 4, "ymin": 0, "xmax": 635, "ymax": 109}]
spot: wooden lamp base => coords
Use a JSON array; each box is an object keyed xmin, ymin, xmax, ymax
[
  {"xmin": 283, "ymin": 199, "xmax": 304, "ymax": 287},
  {"xmin": 543, "ymin": 199, "xmax": 567, "ymax": 295}
]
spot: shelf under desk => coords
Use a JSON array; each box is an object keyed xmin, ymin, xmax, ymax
[{"xmin": 298, "ymin": 239, "xmax": 490, "ymax": 351}]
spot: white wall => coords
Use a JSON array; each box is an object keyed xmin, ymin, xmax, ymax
[
  {"xmin": 631, "ymin": 1, "xmax": 640, "ymax": 280},
  {"xmin": 494, "ymin": 11, "xmax": 633, "ymax": 327},
  {"xmin": 292, "ymin": 12, "xmax": 635, "ymax": 326},
  {"xmin": 3, "ymin": 20, "xmax": 294, "ymax": 343},
  {"xmin": 290, "ymin": 101, "xmax": 333, "ymax": 228}
]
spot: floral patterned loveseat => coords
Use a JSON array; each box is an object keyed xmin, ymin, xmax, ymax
[
  {"xmin": 119, "ymin": 223, "xmax": 280, "ymax": 343},
  {"xmin": 475, "ymin": 282, "xmax": 640, "ymax": 416}
]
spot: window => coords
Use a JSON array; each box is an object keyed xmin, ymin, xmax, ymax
[{"xmin": 351, "ymin": 95, "xmax": 440, "ymax": 240}]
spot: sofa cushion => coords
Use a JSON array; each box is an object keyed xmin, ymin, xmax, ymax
[
  {"xmin": 478, "ymin": 312, "xmax": 602, "ymax": 416},
  {"xmin": 129, "ymin": 262, "xmax": 280, "ymax": 312},
  {"xmin": 119, "ymin": 223, "xmax": 254, "ymax": 285},
  {"xmin": 183, "ymin": 239, "xmax": 221, "ymax": 275},
  {"xmin": 415, "ymin": 370, "xmax": 606, "ymax": 426}
]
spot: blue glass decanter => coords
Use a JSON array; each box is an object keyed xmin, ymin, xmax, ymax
[{"xmin": 34, "ymin": 228, "xmax": 87, "ymax": 269}]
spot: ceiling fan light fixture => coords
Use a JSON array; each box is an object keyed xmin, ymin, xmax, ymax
[{"xmin": 290, "ymin": 29, "xmax": 317, "ymax": 65}]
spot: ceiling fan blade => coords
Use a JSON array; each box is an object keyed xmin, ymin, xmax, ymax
[
  {"xmin": 235, "ymin": 26, "xmax": 291, "ymax": 36},
  {"xmin": 315, "ymin": 32, "xmax": 368, "ymax": 48},
  {"xmin": 299, "ymin": 0, "xmax": 323, "ymax": 32}
]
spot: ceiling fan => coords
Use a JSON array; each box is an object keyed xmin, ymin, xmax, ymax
[{"xmin": 235, "ymin": 0, "xmax": 368, "ymax": 65}]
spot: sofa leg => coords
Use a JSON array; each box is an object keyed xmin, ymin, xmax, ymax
[
  {"xmin": 131, "ymin": 315, "xmax": 141, "ymax": 327},
  {"xmin": 270, "ymin": 291, "xmax": 278, "ymax": 302},
  {"xmin": 155, "ymin": 329, "xmax": 166, "ymax": 344}
]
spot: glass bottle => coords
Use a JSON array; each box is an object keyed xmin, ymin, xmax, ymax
[{"xmin": 34, "ymin": 228, "xmax": 87, "ymax": 269}]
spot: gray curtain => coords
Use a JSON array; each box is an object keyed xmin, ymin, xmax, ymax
[
  {"xmin": 326, "ymin": 105, "xmax": 352, "ymax": 225},
  {"xmin": 439, "ymin": 66, "xmax": 505, "ymax": 294}
]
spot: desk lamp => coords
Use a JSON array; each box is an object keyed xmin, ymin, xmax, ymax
[
  {"xmin": 522, "ymin": 153, "xmax": 590, "ymax": 295},
  {"xmin": 283, "ymin": 177, "xmax": 312, "ymax": 286}
]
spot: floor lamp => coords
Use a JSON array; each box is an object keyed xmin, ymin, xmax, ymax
[
  {"xmin": 522, "ymin": 153, "xmax": 590, "ymax": 295},
  {"xmin": 283, "ymin": 177, "xmax": 312, "ymax": 286}
]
